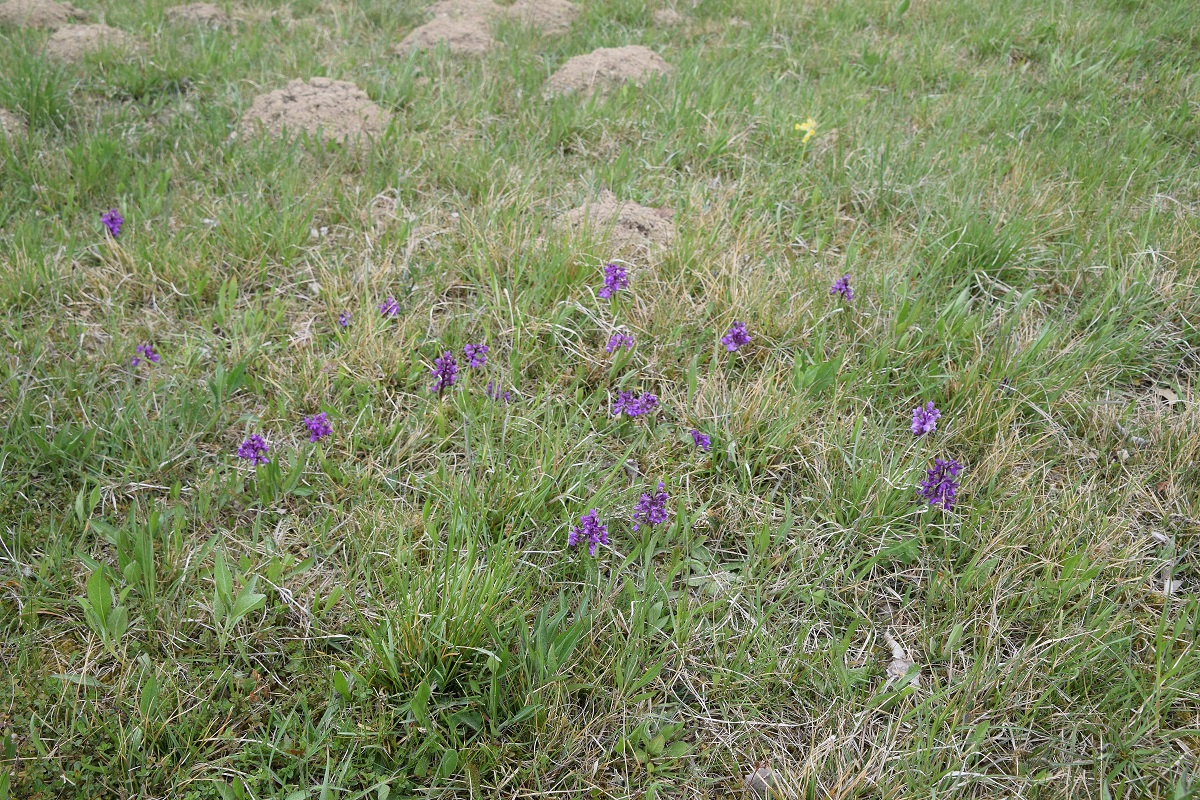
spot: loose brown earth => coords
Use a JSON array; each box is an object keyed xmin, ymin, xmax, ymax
[
  {"xmin": 652, "ymin": 7, "xmax": 683, "ymax": 26},
  {"xmin": 165, "ymin": 3, "xmax": 229, "ymax": 25},
  {"xmin": 0, "ymin": 0, "xmax": 84, "ymax": 29},
  {"xmin": 44, "ymin": 24, "xmax": 139, "ymax": 62},
  {"xmin": 506, "ymin": 0, "xmax": 579, "ymax": 35},
  {"xmin": 561, "ymin": 190, "xmax": 675, "ymax": 250},
  {"xmin": 425, "ymin": 0, "xmax": 502, "ymax": 19},
  {"xmin": 395, "ymin": 15, "xmax": 494, "ymax": 56},
  {"xmin": 544, "ymin": 45, "xmax": 672, "ymax": 97},
  {"xmin": 239, "ymin": 78, "xmax": 390, "ymax": 145},
  {"xmin": 417, "ymin": 0, "xmax": 577, "ymax": 43},
  {"xmin": 0, "ymin": 108, "xmax": 26, "ymax": 139}
]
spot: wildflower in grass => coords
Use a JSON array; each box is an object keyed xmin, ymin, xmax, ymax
[
  {"xmin": 721, "ymin": 321, "xmax": 751, "ymax": 352},
  {"xmin": 379, "ymin": 296, "xmax": 400, "ymax": 317},
  {"xmin": 795, "ymin": 117, "xmax": 817, "ymax": 144},
  {"xmin": 606, "ymin": 333, "xmax": 634, "ymax": 352},
  {"xmin": 632, "ymin": 481, "xmax": 670, "ymax": 531},
  {"xmin": 690, "ymin": 429, "xmax": 711, "ymax": 451},
  {"xmin": 130, "ymin": 343, "xmax": 159, "ymax": 367},
  {"xmin": 568, "ymin": 508, "xmax": 609, "ymax": 555},
  {"xmin": 338, "ymin": 311, "xmax": 352, "ymax": 328},
  {"xmin": 597, "ymin": 263, "xmax": 629, "ymax": 300},
  {"xmin": 101, "ymin": 208, "xmax": 123, "ymax": 238},
  {"xmin": 304, "ymin": 412, "xmax": 332, "ymax": 442},
  {"xmin": 486, "ymin": 381, "xmax": 513, "ymax": 403},
  {"xmin": 236, "ymin": 434, "xmax": 270, "ymax": 466},
  {"xmin": 830, "ymin": 273, "xmax": 853, "ymax": 301},
  {"xmin": 463, "ymin": 343, "xmax": 488, "ymax": 369},
  {"xmin": 611, "ymin": 390, "xmax": 658, "ymax": 418},
  {"xmin": 910, "ymin": 401, "xmax": 941, "ymax": 436},
  {"xmin": 431, "ymin": 351, "xmax": 458, "ymax": 394},
  {"xmin": 918, "ymin": 458, "xmax": 962, "ymax": 510}
]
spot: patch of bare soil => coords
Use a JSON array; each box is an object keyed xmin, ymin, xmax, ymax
[
  {"xmin": 395, "ymin": 15, "xmax": 494, "ymax": 56},
  {"xmin": 45, "ymin": 24, "xmax": 139, "ymax": 62},
  {"xmin": 562, "ymin": 190, "xmax": 675, "ymax": 250},
  {"xmin": 0, "ymin": 107, "xmax": 26, "ymax": 139},
  {"xmin": 506, "ymin": 0, "xmax": 578, "ymax": 35},
  {"xmin": 544, "ymin": 45, "xmax": 672, "ymax": 97},
  {"xmin": 425, "ymin": 0, "xmax": 502, "ymax": 18},
  {"xmin": 652, "ymin": 7, "xmax": 682, "ymax": 25},
  {"xmin": 239, "ymin": 78, "xmax": 390, "ymax": 145},
  {"xmin": 165, "ymin": 3, "xmax": 229, "ymax": 25},
  {"xmin": 0, "ymin": 0, "xmax": 85, "ymax": 29}
]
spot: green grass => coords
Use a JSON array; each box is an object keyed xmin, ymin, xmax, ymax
[{"xmin": 1, "ymin": 0, "xmax": 1199, "ymax": 797}]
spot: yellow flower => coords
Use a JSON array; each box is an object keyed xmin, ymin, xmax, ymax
[{"xmin": 796, "ymin": 117, "xmax": 817, "ymax": 144}]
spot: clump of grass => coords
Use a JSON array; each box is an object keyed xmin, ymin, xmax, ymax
[{"xmin": 0, "ymin": 46, "xmax": 73, "ymax": 130}]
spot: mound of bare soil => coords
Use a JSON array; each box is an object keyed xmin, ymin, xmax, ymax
[
  {"xmin": 562, "ymin": 190, "xmax": 675, "ymax": 250},
  {"xmin": 45, "ymin": 24, "xmax": 138, "ymax": 62},
  {"xmin": 240, "ymin": 78, "xmax": 389, "ymax": 145},
  {"xmin": 424, "ymin": 0, "xmax": 576, "ymax": 34},
  {"xmin": 0, "ymin": 108, "xmax": 26, "ymax": 139},
  {"xmin": 426, "ymin": 0, "xmax": 502, "ymax": 18},
  {"xmin": 506, "ymin": 0, "xmax": 578, "ymax": 35},
  {"xmin": 652, "ymin": 7, "xmax": 682, "ymax": 25},
  {"xmin": 165, "ymin": 3, "xmax": 229, "ymax": 25},
  {"xmin": 395, "ymin": 15, "xmax": 494, "ymax": 56},
  {"xmin": 544, "ymin": 45, "xmax": 672, "ymax": 97},
  {"xmin": 0, "ymin": 0, "xmax": 84, "ymax": 29}
]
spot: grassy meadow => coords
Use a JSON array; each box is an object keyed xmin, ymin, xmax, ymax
[{"xmin": 2, "ymin": 0, "xmax": 1200, "ymax": 796}]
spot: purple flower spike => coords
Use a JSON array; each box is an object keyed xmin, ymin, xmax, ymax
[
  {"xmin": 304, "ymin": 412, "xmax": 332, "ymax": 442},
  {"xmin": 721, "ymin": 321, "xmax": 751, "ymax": 352},
  {"xmin": 431, "ymin": 351, "xmax": 458, "ymax": 395},
  {"xmin": 606, "ymin": 333, "xmax": 634, "ymax": 353},
  {"xmin": 690, "ymin": 429, "xmax": 711, "ymax": 451},
  {"xmin": 130, "ymin": 343, "xmax": 159, "ymax": 367},
  {"xmin": 568, "ymin": 509, "xmax": 609, "ymax": 556},
  {"xmin": 338, "ymin": 311, "xmax": 352, "ymax": 328},
  {"xmin": 918, "ymin": 458, "xmax": 962, "ymax": 510},
  {"xmin": 379, "ymin": 296, "xmax": 400, "ymax": 317},
  {"xmin": 486, "ymin": 381, "xmax": 513, "ymax": 403},
  {"xmin": 632, "ymin": 481, "xmax": 670, "ymax": 531},
  {"xmin": 910, "ymin": 401, "xmax": 941, "ymax": 436},
  {"xmin": 611, "ymin": 390, "xmax": 658, "ymax": 418},
  {"xmin": 830, "ymin": 273, "xmax": 853, "ymax": 301},
  {"xmin": 597, "ymin": 263, "xmax": 629, "ymax": 300},
  {"xmin": 463, "ymin": 343, "xmax": 488, "ymax": 369},
  {"xmin": 236, "ymin": 434, "xmax": 270, "ymax": 466},
  {"xmin": 101, "ymin": 208, "xmax": 123, "ymax": 238}
]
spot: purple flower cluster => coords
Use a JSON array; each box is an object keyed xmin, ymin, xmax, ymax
[
  {"xmin": 830, "ymin": 273, "xmax": 853, "ymax": 301},
  {"xmin": 463, "ymin": 343, "xmax": 488, "ymax": 369},
  {"xmin": 632, "ymin": 481, "xmax": 669, "ymax": 531},
  {"xmin": 911, "ymin": 401, "xmax": 941, "ymax": 436},
  {"xmin": 237, "ymin": 434, "xmax": 270, "ymax": 466},
  {"xmin": 918, "ymin": 458, "xmax": 962, "ymax": 510},
  {"xmin": 611, "ymin": 390, "xmax": 658, "ymax": 418},
  {"xmin": 101, "ymin": 208, "xmax": 123, "ymax": 238},
  {"xmin": 690, "ymin": 429, "xmax": 711, "ymax": 451},
  {"xmin": 568, "ymin": 509, "xmax": 609, "ymax": 555},
  {"xmin": 721, "ymin": 321, "xmax": 751, "ymax": 352},
  {"xmin": 431, "ymin": 351, "xmax": 459, "ymax": 394},
  {"xmin": 598, "ymin": 263, "xmax": 629, "ymax": 300},
  {"xmin": 304, "ymin": 412, "xmax": 332, "ymax": 442},
  {"xmin": 606, "ymin": 333, "xmax": 634, "ymax": 353},
  {"xmin": 131, "ymin": 343, "xmax": 159, "ymax": 367},
  {"xmin": 379, "ymin": 296, "xmax": 400, "ymax": 318},
  {"xmin": 338, "ymin": 311, "xmax": 352, "ymax": 328},
  {"xmin": 487, "ymin": 381, "xmax": 513, "ymax": 404}
]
